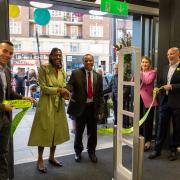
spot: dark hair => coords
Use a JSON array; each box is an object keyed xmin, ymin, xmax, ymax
[
  {"xmin": 0, "ymin": 40, "xmax": 14, "ymax": 47},
  {"xmin": 49, "ymin": 48, "xmax": 62, "ymax": 65},
  {"xmin": 82, "ymin": 54, "xmax": 94, "ymax": 62}
]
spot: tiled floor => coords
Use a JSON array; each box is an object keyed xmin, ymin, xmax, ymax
[{"xmin": 13, "ymin": 108, "xmax": 114, "ymax": 165}]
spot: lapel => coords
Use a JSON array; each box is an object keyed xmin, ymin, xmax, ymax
[
  {"xmin": 48, "ymin": 64, "xmax": 57, "ymax": 86},
  {"xmin": 0, "ymin": 75, "xmax": 3, "ymax": 100},
  {"xmin": 170, "ymin": 63, "xmax": 180, "ymax": 83},
  {"xmin": 0, "ymin": 73, "xmax": 2, "ymax": 87},
  {"xmin": 81, "ymin": 67, "xmax": 87, "ymax": 94},
  {"xmin": 0, "ymin": 68, "xmax": 10, "ymax": 100},
  {"xmin": 164, "ymin": 65, "xmax": 169, "ymax": 83},
  {"xmin": 4, "ymin": 68, "xmax": 10, "ymax": 98},
  {"xmin": 93, "ymin": 70, "xmax": 97, "ymax": 96}
]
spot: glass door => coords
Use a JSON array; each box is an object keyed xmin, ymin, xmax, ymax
[{"xmin": 142, "ymin": 15, "xmax": 159, "ymax": 68}]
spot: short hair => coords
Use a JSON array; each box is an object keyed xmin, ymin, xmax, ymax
[
  {"xmin": 49, "ymin": 47, "xmax": 62, "ymax": 65},
  {"xmin": 82, "ymin": 54, "xmax": 94, "ymax": 62},
  {"xmin": 0, "ymin": 40, "xmax": 14, "ymax": 47},
  {"xmin": 169, "ymin": 47, "xmax": 179, "ymax": 53},
  {"xmin": 114, "ymin": 63, "xmax": 118, "ymax": 69}
]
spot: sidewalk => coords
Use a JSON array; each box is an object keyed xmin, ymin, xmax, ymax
[{"xmin": 13, "ymin": 108, "xmax": 114, "ymax": 165}]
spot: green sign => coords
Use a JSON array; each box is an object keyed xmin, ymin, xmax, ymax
[{"xmin": 100, "ymin": 0, "xmax": 128, "ymax": 16}]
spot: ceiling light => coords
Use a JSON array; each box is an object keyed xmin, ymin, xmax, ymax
[
  {"xmin": 29, "ymin": 1, "xmax": 53, "ymax": 8},
  {"xmin": 89, "ymin": 10, "xmax": 107, "ymax": 16}
]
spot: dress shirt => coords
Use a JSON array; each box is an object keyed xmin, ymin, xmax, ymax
[
  {"xmin": 86, "ymin": 70, "xmax": 93, "ymax": 102},
  {"xmin": 0, "ymin": 65, "xmax": 7, "ymax": 100},
  {"xmin": 166, "ymin": 62, "xmax": 180, "ymax": 94},
  {"xmin": 167, "ymin": 62, "xmax": 180, "ymax": 84}
]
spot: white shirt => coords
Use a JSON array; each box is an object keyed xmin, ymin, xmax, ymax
[
  {"xmin": 167, "ymin": 62, "xmax": 179, "ymax": 84},
  {"xmin": 0, "ymin": 65, "xmax": 7, "ymax": 100}
]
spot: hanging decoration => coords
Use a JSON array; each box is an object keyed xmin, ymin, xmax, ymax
[
  {"xmin": 9, "ymin": 4, "xmax": 20, "ymax": 18},
  {"xmin": 73, "ymin": 12, "xmax": 84, "ymax": 17},
  {"xmin": 33, "ymin": 8, "xmax": 51, "ymax": 26}
]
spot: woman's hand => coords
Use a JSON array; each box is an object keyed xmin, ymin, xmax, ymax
[{"xmin": 58, "ymin": 88, "xmax": 71, "ymax": 100}]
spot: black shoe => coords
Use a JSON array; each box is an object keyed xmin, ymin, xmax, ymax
[
  {"xmin": 75, "ymin": 153, "xmax": 81, "ymax": 162},
  {"xmin": 148, "ymin": 151, "xmax": 161, "ymax": 159},
  {"xmin": 89, "ymin": 153, "xmax": 98, "ymax": 163},
  {"xmin": 168, "ymin": 151, "xmax": 177, "ymax": 161}
]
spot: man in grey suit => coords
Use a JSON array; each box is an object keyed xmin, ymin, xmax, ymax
[
  {"xmin": 67, "ymin": 54, "xmax": 104, "ymax": 163},
  {"xmin": 0, "ymin": 40, "xmax": 33, "ymax": 180}
]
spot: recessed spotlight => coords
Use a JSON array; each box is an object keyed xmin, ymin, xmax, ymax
[
  {"xmin": 89, "ymin": 10, "xmax": 107, "ymax": 16},
  {"xmin": 29, "ymin": 1, "xmax": 53, "ymax": 8}
]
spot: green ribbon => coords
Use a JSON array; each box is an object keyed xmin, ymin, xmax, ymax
[
  {"xmin": 3, "ymin": 100, "xmax": 32, "ymax": 136},
  {"xmin": 98, "ymin": 86, "xmax": 164, "ymax": 135}
]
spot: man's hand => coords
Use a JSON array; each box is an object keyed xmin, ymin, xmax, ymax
[
  {"xmin": 22, "ymin": 96, "xmax": 36, "ymax": 104},
  {"xmin": 57, "ymin": 87, "xmax": 71, "ymax": 100},
  {"xmin": 61, "ymin": 88, "xmax": 71, "ymax": 100},
  {"xmin": 98, "ymin": 113, "xmax": 104, "ymax": 120},
  {"xmin": 4, "ymin": 104, "xmax": 13, "ymax": 112},
  {"xmin": 163, "ymin": 84, "xmax": 172, "ymax": 91}
]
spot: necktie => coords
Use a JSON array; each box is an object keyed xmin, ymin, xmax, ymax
[{"xmin": 87, "ymin": 72, "xmax": 93, "ymax": 99}]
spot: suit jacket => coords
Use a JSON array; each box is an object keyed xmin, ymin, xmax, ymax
[
  {"xmin": 158, "ymin": 63, "xmax": 180, "ymax": 108},
  {"xmin": 140, "ymin": 69, "xmax": 158, "ymax": 108},
  {"xmin": 67, "ymin": 67, "xmax": 104, "ymax": 118},
  {"xmin": 0, "ymin": 67, "xmax": 22, "ymax": 119}
]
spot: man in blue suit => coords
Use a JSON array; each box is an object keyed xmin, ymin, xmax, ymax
[{"xmin": 149, "ymin": 47, "xmax": 180, "ymax": 161}]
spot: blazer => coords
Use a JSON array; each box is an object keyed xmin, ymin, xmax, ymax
[
  {"xmin": 67, "ymin": 67, "xmax": 104, "ymax": 118},
  {"xmin": 0, "ymin": 67, "xmax": 22, "ymax": 119},
  {"xmin": 158, "ymin": 63, "xmax": 180, "ymax": 108},
  {"xmin": 140, "ymin": 69, "xmax": 158, "ymax": 108}
]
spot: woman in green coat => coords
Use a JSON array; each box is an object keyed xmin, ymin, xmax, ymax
[{"xmin": 28, "ymin": 48, "xmax": 70, "ymax": 173}]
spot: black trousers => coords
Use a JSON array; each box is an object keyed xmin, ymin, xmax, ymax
[
  {"xmin": 74, "ymin": 103, "xmax": 97, "ymax": 154},
  {"xmin": 155, "ymin": 96, "xmax": 180, "ymax": 152},
  {"xmin": 0, "ymin": 115, "xmax": 11, "ymax": 180},
  {"xmin": 140, "ymin": 97, "xmax": 155, "ymax": 142}
]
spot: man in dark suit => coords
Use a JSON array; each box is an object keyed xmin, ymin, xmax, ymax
[
  {"xmin": 149, "ymin": 47, "xmax": 180, "ymax": 161},
  {"xmin": 67, "ymin": 54, "xmax": 104, "ymax": 163},
  {"xmin": 0, "ymin": 40, "xmax": 33, "ymax": 180}
]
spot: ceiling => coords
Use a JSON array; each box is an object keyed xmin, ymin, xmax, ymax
[{"xmin": 9, "ymin": 0, "xmax": 159, "ymax": 16}]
